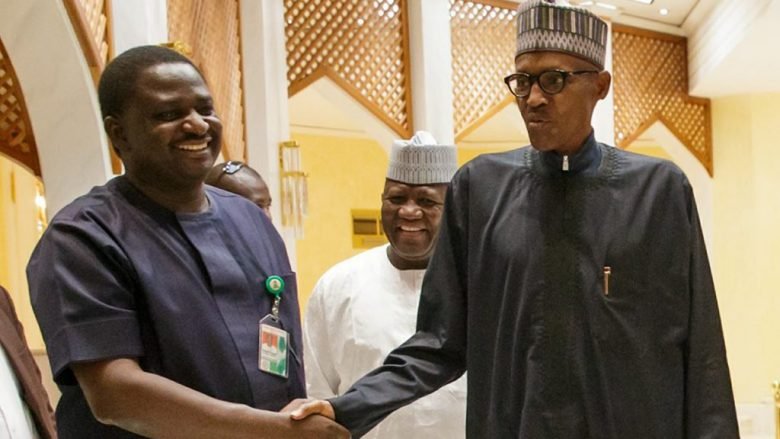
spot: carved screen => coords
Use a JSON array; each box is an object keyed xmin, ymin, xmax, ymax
[
  {"xmin": 285, "ymin": 0, "xmax": 412, "ymax": 137},
  {"xmin": 63, "ymin": 0, "xmax": 119, "ymax": 172},
  {"xmin": 0, "ymin": 39, "xmax": 40, "ymax": 176},
  {"xmin": 450, "ymin": 0, "xmax": 517, "ymax": 139},
  {"xmin": 63, "ymin": 0, "xmax": 111, "ymax": 74},
  {"xmin": 168, "ymin": 0, "xmax": 246, "ymax": 161},
  {"xmin": 612, "ymin": 25, "xmax": 712, "ymax": 175}
]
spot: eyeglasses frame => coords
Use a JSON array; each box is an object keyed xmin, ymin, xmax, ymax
[{"xmin": 503, "ymin": 69, "xmax": 600, "ymax": 98}]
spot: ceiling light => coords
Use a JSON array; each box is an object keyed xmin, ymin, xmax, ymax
[
  {"xmin": 579, "ymin": 1, "xmax": 594, "ymax": 5},
  {"xmin": 631, "ymin": 0, "xmax": 654, "ymax": 4},
  {"xmin": 595, "ymin": 2, "xmax": 618, "ymax": 10},
  {"xmin": 659, "ymin": 8, "xmax": 669, "ymax": 15}
]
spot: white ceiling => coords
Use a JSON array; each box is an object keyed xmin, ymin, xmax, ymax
[
  {"xmin": 688, "ymin": 0, "xmax": 780, "ymax": 97},
  {"xmin": 572, "ymin": 0, "xmax": 700, "ymax": 28}
]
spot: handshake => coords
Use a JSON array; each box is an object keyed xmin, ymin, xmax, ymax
[{"xmin": 281, "ymin": 398, "xmax": 350, "ymax": 439}]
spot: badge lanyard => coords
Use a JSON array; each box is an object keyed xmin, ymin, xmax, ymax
[{"xmin": 259, "ymin": 275, "xmax": 289, "ymax": 378}]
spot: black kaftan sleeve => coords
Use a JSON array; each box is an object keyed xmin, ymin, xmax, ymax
[
  {"xmin": 682, "ymin": 179, "xmax": 739, "ymax": 437},
  {"xmin": 328, "ymin": 167, "xmax": 471, "ymax": 438}
]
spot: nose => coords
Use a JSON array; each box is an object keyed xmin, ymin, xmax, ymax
[
  {"xmin": 524, "ymin": 82, "xmax": 548, "ymax": 108},
  {"xmin": 398, "ymin": 201, "xmax": 423, "ymax": 219},
  {"xmin": 182, "ymin": 110, "xmax": 209, "ymax": 136}
]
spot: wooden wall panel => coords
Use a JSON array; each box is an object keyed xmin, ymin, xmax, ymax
[
  {"xmin": 168, "ymin": 0, "xmax": 246, "ymax": 161},
  {"xmin": 613, "ymin": 25, "xmax": 712, "ymax": 175},
  {"xmin": 450, "ymin": 0, "xmax": 517, "ymax": 140},
  {"xmin": 285, "ymin": 0, "xmax": 412, "ymax": 137},
  {"xmin": 0, "ymin": 39, "xmax": 41, "ymax": 177}
]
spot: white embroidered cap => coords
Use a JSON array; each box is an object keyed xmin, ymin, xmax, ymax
[{"xmin": 386, "ymin": 131, "xmax": 458, "ymax": 185}]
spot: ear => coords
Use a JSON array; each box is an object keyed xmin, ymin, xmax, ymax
[
  {"xmin": 104, "ymin": 116, "xmax": 127, "ymax": 155},
  {"xmin": 595, "ymin": 70, "xmax": 612, "ymax": 100}
]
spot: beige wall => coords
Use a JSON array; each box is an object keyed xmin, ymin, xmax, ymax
[
  {"xmin": 0, "ymin": 155, "xmax": 45, "ymax": 351},
  {"xmin": 625, "ymin": 145, "xmax": 673, "ymax": 161},
  {"xmin": 711, "ymin": 93, "xmax": 780, "ymax": 404},
  {"xmin": 457, "ymin": 145, "xmax": 519, "ymax": 167},
  {"xmin": 292, "ymin": 133, "xmax": 388, "ymax": 311}
]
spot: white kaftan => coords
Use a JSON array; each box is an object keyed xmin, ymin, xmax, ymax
[{"xmin": 304, "ymin": 245, "xmax": 467, "ymax": 439}]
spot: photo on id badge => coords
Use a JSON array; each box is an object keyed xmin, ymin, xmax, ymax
[{"xmin": 260, "ymin": 321, "xmax": 288, "ymax": 378}]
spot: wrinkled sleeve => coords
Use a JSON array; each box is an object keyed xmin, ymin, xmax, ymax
[
  {"xmin": 682, "ymin": 180, "xmax": 739, "ymax": 438},
  {"xmin": 329, "ymin": 168, "xmax": 470, "ymax": 438},
  {"xmin": 26, "ymin": 218, "xmax": 143, "ymax": 385},
  {"xmin": 303, "ymin": 279, "xmax": 341, "ymax": 399}
]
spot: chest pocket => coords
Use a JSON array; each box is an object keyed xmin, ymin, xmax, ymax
[{"xmin": 591, "ymin": 262, "xmax": 689, "ymax": 347}]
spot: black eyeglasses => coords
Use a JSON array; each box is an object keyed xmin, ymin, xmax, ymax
[
  {"xmin": 222, "ymin": 160, "xmax": 244, "ymax": 175},
  {"xmin": 503, "ymin": 69, "xmax": 599, "ymax": 98}
]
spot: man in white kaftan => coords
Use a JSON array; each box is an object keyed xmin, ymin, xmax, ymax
[{"xmin": 303, "ymin": 132, "xmax": 467, "ymax": 439}]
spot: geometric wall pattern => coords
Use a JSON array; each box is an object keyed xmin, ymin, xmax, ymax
[
  {"xmin": 612, "ymin": 25, "xmax": 713, "ymax": 175},
  {"xmin": 168, "ymin": 0, "xmax": 247, "ymax": 161},
  {"xmin": 284, "ymin": 0, "xmax": 412, "ymax": 137},
  {"xmin": 62, "ymin": 0, "xmax": 112, "ymax": 77},
  {"xmin": 0, "ymin": 38, "xmax": 41, "ymax": 177},
  {"xmin": 450, "ymin": 0, "xmax": 517, "ymax": 140},
  {"xmin": 63, "ymin": 0, "xmax": 118, "ymax": 172}
]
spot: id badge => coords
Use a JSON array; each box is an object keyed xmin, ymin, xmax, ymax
[{"xmin": 259, "ymin": 316, "xmax": 289, "ymax": 378}]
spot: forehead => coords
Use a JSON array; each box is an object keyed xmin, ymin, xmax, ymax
[
  {"xmin": 383, "ymin": 179, "xmax": 447, "ymax": 194},
  {"xmin": 133, "ymin": 62, "xmax": 211, "ymax": 101},
  {"xmin": 237, "ymin": 172, "xmax": 269, "ymax": 194},
  {"xmin": 514, "ymin": 51, "xmax": 596, "ymax": 72}
]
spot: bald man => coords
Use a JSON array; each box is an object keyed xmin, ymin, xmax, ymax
[{"xmin": 206, "ymin": 161, "xmax": 273, "ymax": 219}]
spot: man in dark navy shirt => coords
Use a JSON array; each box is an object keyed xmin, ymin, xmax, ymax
[{"xmin": 27, "ymin": 45, "xmax": 347, "ymax": 439}]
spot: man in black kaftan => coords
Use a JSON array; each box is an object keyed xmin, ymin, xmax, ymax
[{"xmin": 289, "ymin": 1, "xmax": 739, "ymax": 437}]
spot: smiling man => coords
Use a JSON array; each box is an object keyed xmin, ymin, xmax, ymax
[
  {"xmin": 303, "ymin": 131, "xmax": 466, "ymax": 438},
  {"xmin": 26, "ymin": 46, "xmax": 347, "ymax": 439},
  {"xmin": 290, "ymin": 1, "xmax": 738, "ymax": 437}
]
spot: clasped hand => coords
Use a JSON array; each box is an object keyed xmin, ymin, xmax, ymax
[{"xmin": 281, "ymin": 398, "xmax": 348, "ymax": 438}]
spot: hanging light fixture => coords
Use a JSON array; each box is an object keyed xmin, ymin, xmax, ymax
[
  {"xmin": 774, "ymin": 381, "xmax": 779, "ymax": 439},
  {"xmin": 279, "ymin": 140, "xmax": 308, "ymax": 238},
  {"xmin": 34, "ymin": 179, "xmax": 47, "ymax": 235}
]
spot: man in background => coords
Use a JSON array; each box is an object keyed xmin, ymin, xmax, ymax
[
  {"xmin": 27, "ymin": 45, "xmax": 347, "ymax": 439},
  {"xmin": 303, "ymin": 131, "xmax": 466, "ymax": 438},
  {"xmin": 206, "ymin": 160, "xmax": 273, "ymax": 220}
]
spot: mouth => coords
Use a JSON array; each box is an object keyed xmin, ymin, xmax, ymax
[
  {"xmin": 175, "ymin": 139, "xmax": 211, "ymax": 152},
  {"xmin": 398, "ymin": 225, "xmax": 425, "ymax": 232}
]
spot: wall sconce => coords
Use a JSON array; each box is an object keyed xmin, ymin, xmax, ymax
[
  {"xmin": 279, "ymin": 140, "xmax": 308, "ymax": 238},
  {"xmin": 160, "ymin": 41, "xmax": 192, "ymax": 57},
  {"xmin": 34, "ymin": 179, "xmax": 47, "ymax": 235},
  {"xmin": 774, "ymin": 381, "xmax": 779, "ymax": 439}
]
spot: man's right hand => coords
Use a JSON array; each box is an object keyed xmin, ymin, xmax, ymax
[{"xmin": 283, "ymin": 398, "xmax": 337, "ymax": 421}]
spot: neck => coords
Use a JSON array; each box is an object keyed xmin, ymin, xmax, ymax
[
  {"xmin": 126, "ymin": 175, "xmax": 209, "ymax": 213},
  {"xmin": 556, "ymin": 130, "xmax": 593, "ymax": 156},
  {"xmin": 386, "ymin": 246, "xmax": 429, "ymax": 270}
]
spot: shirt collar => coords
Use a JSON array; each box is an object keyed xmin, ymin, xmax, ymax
[{"xmin": 539, "ymin": 130, "xmax": 601, "ymax": 174}]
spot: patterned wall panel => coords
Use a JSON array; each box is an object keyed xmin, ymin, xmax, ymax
[
  {"xmin": 63, "ymin": 0, "xmax": 111, "ymax": 77},
  {"xmin": 168, "ymin": 0, "xmax": 246, "ymax": 161},
  {"xmin": 63, "ymin": 0, "xmax": 120, "ymax": 172},
  {"xmin": 285, "ymin": 0, "xmax": 412, "ymax": 137},
  {"xmin": 450, "ymin": 0, "xmax": 517, "ymax": 140},
  {"xmin": 612, "ymin": 25, "xmax": 712, "ymax": 175},
  {"xmin": 0, "ymin": 39, "xmax": 41, "ymax": 177}
]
